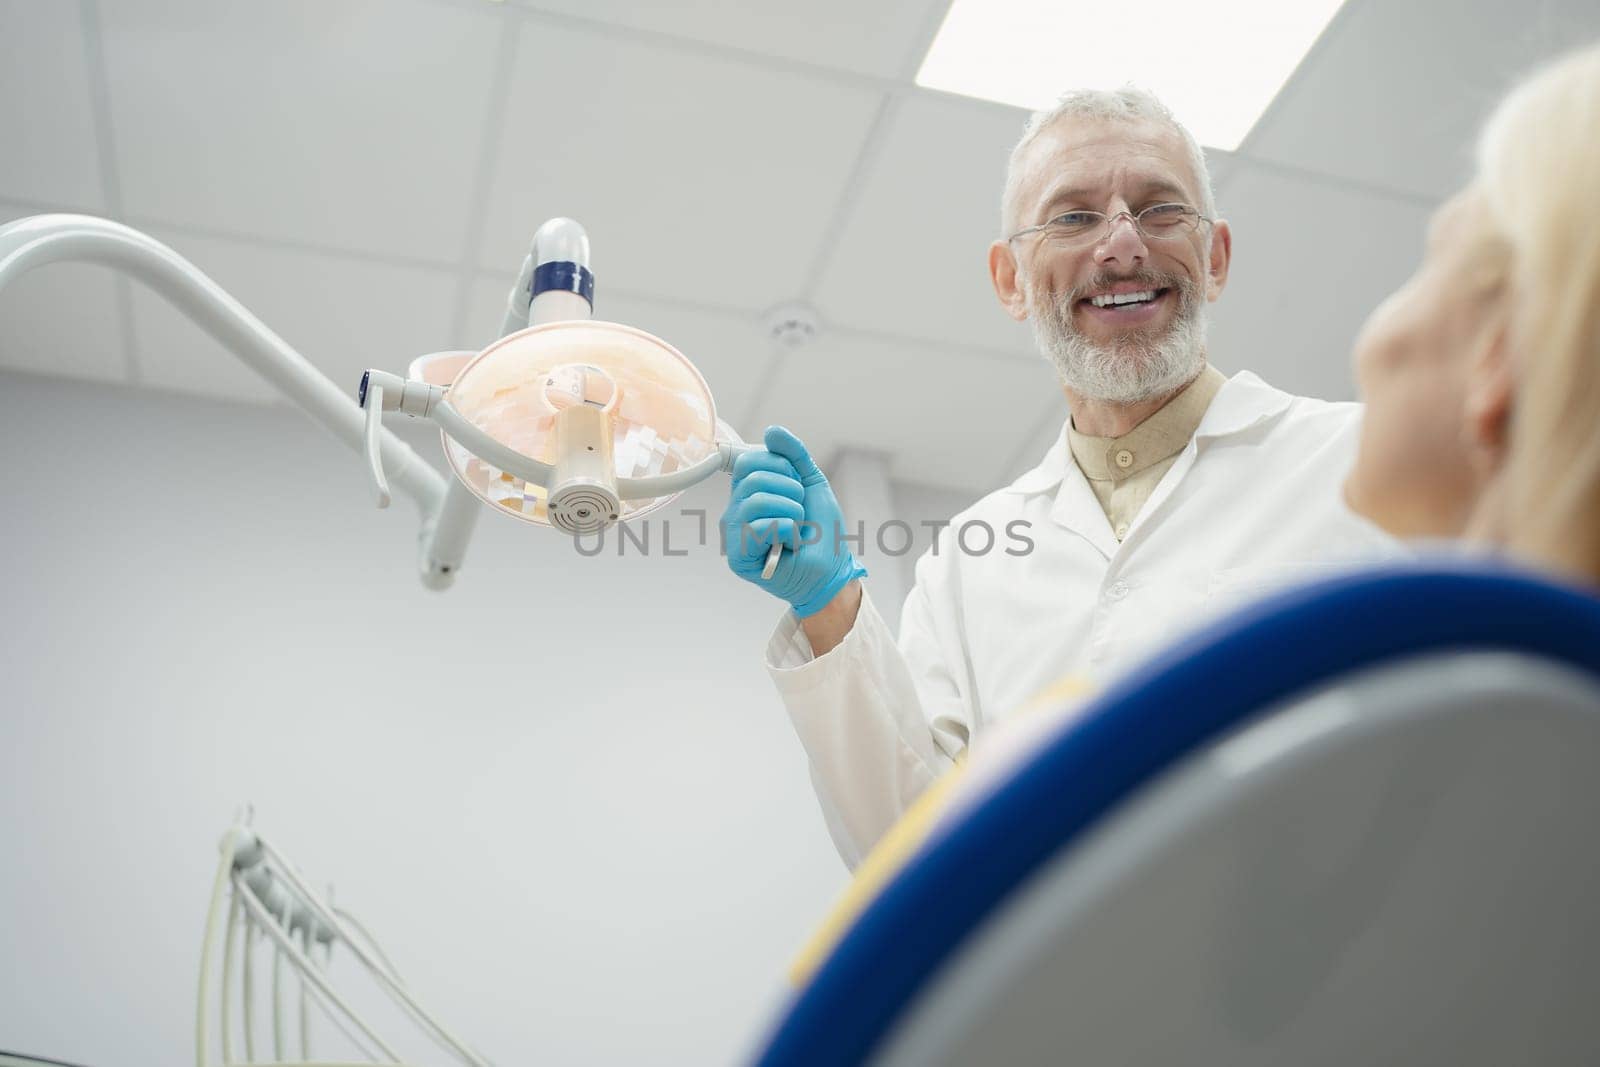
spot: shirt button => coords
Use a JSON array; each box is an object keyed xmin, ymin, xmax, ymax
[
  {"xmin": 1106, "ymin": 580, "xmax": 1130, "ymax": 601},
  {"xmin": 1115, "ymin": 448, "xmax": 1135, "ymax": 469},
  {"xmin": 1114, "ymin": 524, "xmax": 1129, "ymax": 540}
]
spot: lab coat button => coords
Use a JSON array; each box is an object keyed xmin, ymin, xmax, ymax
[{"xmin": 1106, "ymin": 580, "xmax": 1130, "ymax": 600}]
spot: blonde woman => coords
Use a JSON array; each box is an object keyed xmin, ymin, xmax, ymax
[{"xmin": 1345, "ymin": 41, "xmax": 1600, "ymax": 584}]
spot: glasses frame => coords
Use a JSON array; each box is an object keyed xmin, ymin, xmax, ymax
[{"xmin": 1007, "ymin": 202, "xmax": 1213, "ymax": 250}]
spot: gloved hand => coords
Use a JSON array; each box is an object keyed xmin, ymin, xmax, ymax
[{"xmin": 723, "ymin": 426, "xmax": 868, "ymax": 618}]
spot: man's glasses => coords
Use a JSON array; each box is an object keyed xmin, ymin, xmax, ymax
[{"xmin": 1008, "ymin": 203, "xmax": 1211, "ymax": 249}]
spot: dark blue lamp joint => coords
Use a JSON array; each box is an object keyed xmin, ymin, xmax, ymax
[{"xmin": 531, "ymin": 261, "xmax": 595, "ymax": 306}]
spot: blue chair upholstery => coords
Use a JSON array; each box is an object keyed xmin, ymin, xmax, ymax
[{"xmin": 755, "ymin": 561, "xmax": 1600, "ymax": 1066}]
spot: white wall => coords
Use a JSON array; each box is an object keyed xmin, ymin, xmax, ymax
[
  {"xmin": 822, "ymin": 465, "xmax": 987, "ymax": 636},
  {"xmin": 0, "ymin": 372, "xmax": 858, "ymax": 1065}
]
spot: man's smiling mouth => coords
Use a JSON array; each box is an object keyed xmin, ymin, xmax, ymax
[
  {"xmin": 1079, "ymin": 287, "xmax": 1172, "ymax": 312},
  {"xmin": 1089, "ymin": 289, "xmax": 1163, "ymax": 308}
]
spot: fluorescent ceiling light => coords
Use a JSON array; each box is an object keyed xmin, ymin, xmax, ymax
[{"xmin": 915, "ymin": 0, "xmax": 1348, "ymax": 151}]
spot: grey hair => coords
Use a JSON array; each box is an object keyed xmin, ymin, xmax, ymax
[{"xmin": 1000, "ymin": 86, "xmax": 1217, "ymax": 236}]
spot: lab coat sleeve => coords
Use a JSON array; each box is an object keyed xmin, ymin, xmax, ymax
[{"xmin": 766, "ymin": 555, "xmax": 976, "ymax": 868}]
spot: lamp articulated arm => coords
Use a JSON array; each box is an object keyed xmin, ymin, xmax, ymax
[
  {"xmin": 1, "ymin": 213, "xmax": 783, "ymax": 586},
  {"xmin": 0, "ymin": 213, "xmax": 466, "ymax": 587}
]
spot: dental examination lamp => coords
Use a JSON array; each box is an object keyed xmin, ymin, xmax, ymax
[{"xmin": 0, "ymin": 214, "xmax": 782, "ymax": 589}]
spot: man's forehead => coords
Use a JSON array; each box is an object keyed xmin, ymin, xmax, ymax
[{"xmin": 1018, "ymin": 117, "xmax": 1196, "ymax": 207}]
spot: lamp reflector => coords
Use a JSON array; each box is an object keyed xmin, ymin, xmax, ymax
[{"xmin": 440, "ymin": 321, "xmax": 718, "ymax": 528}]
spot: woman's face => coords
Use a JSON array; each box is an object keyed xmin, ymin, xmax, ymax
[{"xmin": 1345, "ymin": 187, "xmax": 1511, "ymax": 538}]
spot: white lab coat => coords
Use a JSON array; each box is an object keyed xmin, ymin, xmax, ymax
[{"xmin": 764, "ymin": 371, "xmax": 1402, "ymax": 867}]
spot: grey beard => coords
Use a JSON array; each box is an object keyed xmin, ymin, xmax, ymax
[{"xmin": 1028, "ymin": 277, "xmax": 1209, "ymax": 404}]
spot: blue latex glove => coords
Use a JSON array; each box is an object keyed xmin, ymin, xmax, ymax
[{"xmin": 723, "ymin": 426, "xmax": 868, "ymax": 618}]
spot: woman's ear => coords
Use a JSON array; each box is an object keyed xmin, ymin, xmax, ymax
[{"xmin": 1464, "ymin": 318, "xmax": 1515, "ymax": 477}]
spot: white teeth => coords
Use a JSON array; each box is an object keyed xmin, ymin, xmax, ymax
[{"xmin": 1090, "ymin": 289, "xmax": 1157, "ymax": 308}]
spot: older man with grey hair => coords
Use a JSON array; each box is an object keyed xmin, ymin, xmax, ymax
[{"xmin": 721, "ymin": 87, "xmax": 1398, "ymax": 867}]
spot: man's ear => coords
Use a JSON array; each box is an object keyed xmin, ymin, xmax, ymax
[
  {"xmin": 989, "ymin": 240, "xmax": 1029, "ymax": 322},
  {"xmin": 1205, "ymin": 219, "xmax": 1232, "ymax": 302},
  {"xmin": 1464, "ymin": 319, "xmax": 1514, "ymax": 473}
]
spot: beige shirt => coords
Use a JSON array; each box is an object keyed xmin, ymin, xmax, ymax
[{"xmin": 1067, "ymin": 365, "xmax": 1226, "ymax": 540}]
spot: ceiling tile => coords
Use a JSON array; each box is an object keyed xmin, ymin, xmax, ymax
[
  {"xmin": 749, "ymin": 329, "xmax": 1061, "ymax": 494},
  {"xmin": 464, "ymin": 276, "xmax": 771, "ymax": 431},
  {"xmin": 98, "ymin": 0, "xmax": 504, "ymax": 263},
  {"xmin": 475, "ymin": 19, "xmax": 881, "ymax": 310},
  {"xmin": 0, "ymin": 1, "xmax": 106, "ymax": 208},
  {"xmin": 128, "ymin": 227, "xmax": 458, "ymax": 404},
  {"xmin": 1206, "ymin": 160, "xmax": 1433, "ymax": 402},
  {"xmin": 511, "ymin": 0, "xmax": 946, "ymax": 79},
  {"xmin": 812, "ymin": 92, "xmax": 1034, "ymax": 354},
  {"xmin": 1242, "ymin": 0, "xmax": 1600, "ymax": 200},
  {"xmin": 460, "ymin": 272, "xmax": 523, "ymax": 351},
  {"xmin": 1201, "ymin": 148, "xmax": 1235, "ymax": 203},
  {"xmin": 0, "ymin": 203, "xmax": 127, "ymax": 383}
]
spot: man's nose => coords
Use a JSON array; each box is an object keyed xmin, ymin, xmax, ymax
[{"xmin": 1094, "ymin": 212, "xmax": 1147, "ymax": 267}]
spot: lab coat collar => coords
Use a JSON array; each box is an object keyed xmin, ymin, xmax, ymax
[
  {"xmin": 1191, "ymin": 369, "xmax": 1295, "ymax": 441},
  {"xmin": 1001, "ymin": 369, "xmax": 1296, "ymax": 497},
  {"xmin": 1006, "ymin": 427, "xmax": 1072, "ymax": 496}
]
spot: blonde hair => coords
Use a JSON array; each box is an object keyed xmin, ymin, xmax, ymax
[{"xmin": 1477, "ymin": 42, "xmax": 1600, "ymax": 582}]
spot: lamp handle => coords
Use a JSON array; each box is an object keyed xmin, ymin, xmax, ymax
[{"xmin": 360, "ymin": 377, "xmax": 392, "ymax": 509}]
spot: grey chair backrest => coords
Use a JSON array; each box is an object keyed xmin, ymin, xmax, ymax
[{"xmin": 755, "ymin": 563, "xmax": 1600, "ymax": 1067}]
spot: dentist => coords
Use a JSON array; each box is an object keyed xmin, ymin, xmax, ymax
[{"xmin": 724, "ymin": 87, "xmax": 1399, "ymax": 867}]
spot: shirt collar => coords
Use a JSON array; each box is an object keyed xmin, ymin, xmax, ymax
[
  {"xmin": 1067, "ymin": 365, "xmax": 1225, "ymax": 482},
  {"xmin": 1003, "ymin": 367, "xmax": 1297, "ymax": 495}
]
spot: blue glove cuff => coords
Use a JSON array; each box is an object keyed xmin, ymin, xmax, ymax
[{"xmin": 791, "ymin": 556, "xmax": 869, "ymax": 619}]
